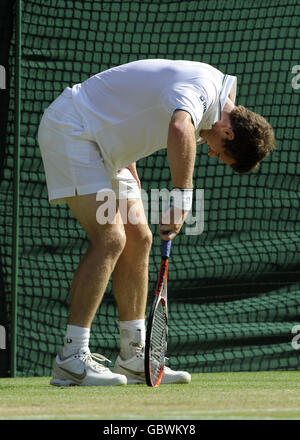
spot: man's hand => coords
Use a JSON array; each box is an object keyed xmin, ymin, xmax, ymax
[
  {"xmin": 159, "ymin": 206, "xmax": 189, "ymax": 241},
  {"xmin": 126, "ymin": 162, "xmax": 141, "ymax": 189}
]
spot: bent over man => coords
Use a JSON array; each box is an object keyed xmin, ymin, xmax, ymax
[{"xmin": 38, "ymin": 59, "xmax": 275, "ymax": 386}]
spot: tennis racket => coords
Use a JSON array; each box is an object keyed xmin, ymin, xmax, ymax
[{"xmin": 145, "ymin": 235, "xmax": 172, "ymax": 387}]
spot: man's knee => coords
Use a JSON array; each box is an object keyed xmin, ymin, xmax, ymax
[
  {"xmin": 90, "ymin": 225, "xmax": 127, "ymax": 259},
  {"xmin": 141, "ymin": 228, "xmax": 153, "ymax": 253},
  {"xmin": 66, "ymin": 193, "xmax": 127, "ymax": 259},
  {"xmin": 127, "ymin": 225, "xmax": 153, "ymax": 255}
]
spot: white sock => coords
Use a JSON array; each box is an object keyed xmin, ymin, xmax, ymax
[
  {"xmin": 61, "ymin": 324, "xmax": 90, "ymax": 358},
  {"xmin": 119, "ymin": 319, "xmax": 146, "ymax": 360}
]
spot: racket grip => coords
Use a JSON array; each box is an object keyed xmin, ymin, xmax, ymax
[{"xmin": 161, "ymin": 234, "xmax": 172, "ymax": 258}]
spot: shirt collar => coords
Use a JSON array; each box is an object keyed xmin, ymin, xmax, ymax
[
  {"xmin": 196, "ymin": 74, "xmax": 237, "ymax": 143},
  {"xmin": 220, "ymin": 74, "xmax": 237, "ymax": 112}
]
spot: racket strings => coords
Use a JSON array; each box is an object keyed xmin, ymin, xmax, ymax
[{"xmin": 150, "ymin": 301, "xmax": 167, "ymax": 382}]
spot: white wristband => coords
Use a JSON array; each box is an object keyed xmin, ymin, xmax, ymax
[{"xmin": 171, "ymin": 188, "xmax": 193, "ymax": 211}]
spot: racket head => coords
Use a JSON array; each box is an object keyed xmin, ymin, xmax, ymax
[{"xmin": 145, "ymin": 294, "xmax": 168, "ymax": 387}]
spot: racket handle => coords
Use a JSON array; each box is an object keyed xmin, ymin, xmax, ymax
[{"xmin": 161, "ymin": 233, "xmax": 172, "ymax": 258}]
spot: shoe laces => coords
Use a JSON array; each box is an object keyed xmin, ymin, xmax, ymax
[
  {"xmin": 129, "ymin": 342, "xmax": 145, "ymax": 358},
  {"xmin": 77, "ymin": 351, "xmax": 111, "ymax": 372},
  {"xmin": 129, "ymin": 343, "xmax": 169, "ymax": 365}
]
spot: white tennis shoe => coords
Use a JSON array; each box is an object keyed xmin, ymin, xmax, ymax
[
  {"xmin": 113, "ymin": 349, "xmax": 191, "ymax": 385},
  {"xmin": 50, "ymin": 348, "xmax": 127, "ymax": 386}
]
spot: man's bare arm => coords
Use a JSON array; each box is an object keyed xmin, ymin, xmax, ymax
[
  {"xmin": 159, "ymin": 110, "xmax": 196, "ymax": 240},
  {"xmin": 167, "ymin": 110, "xmax": 196, "ymax": 189}
]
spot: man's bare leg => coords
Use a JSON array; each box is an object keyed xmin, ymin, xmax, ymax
[
  {"xmin": 113, "ymin": 199, "xmax": 152, "ymax": 321},
  {"xmin": 112, "ymin": 198, "xmax": 152, "ymax": 360},
  {"xmin": 50, "ymin": 192, "xmax": 129, "ymax": 386},
  {"xmin": 62, "ymin": 193, "xmax": 126, "ymax": 356}
]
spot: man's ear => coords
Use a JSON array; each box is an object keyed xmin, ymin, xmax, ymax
[{"xmin": 225, "ymin": 127, "xmax": 234, "ymax": 141}]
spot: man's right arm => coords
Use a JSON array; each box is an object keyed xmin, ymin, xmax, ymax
[
  {"xmin": 167, "ymin": 110, "xmax": 196, "ymax": 189},
  {"xmin": 159, "ymin": 110, "xmax": 196, "ymax": 240}
]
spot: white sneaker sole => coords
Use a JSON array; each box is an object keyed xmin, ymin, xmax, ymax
[
  {"xmin": 50, "ymin": 378, "xmax": 80, "ymax": 387},
  {"xmin": 50, "ymin": 376, "xmax": 127, "ymax": 387}
]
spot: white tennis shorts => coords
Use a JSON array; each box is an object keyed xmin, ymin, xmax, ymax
[{"xmin": 38, "ymin": 87, "xmax": 141, "ymax": 204}]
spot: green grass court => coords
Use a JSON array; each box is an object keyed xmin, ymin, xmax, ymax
[
  {"xmin": 0, "ymin": 371, "xmax": 299, "ymax": 420},
  {"xmin": 1, "ymin": 1, "xmax": 299, "ymax": 429}
]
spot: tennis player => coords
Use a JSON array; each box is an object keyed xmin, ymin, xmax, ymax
[{"xmin": 38, "ymin": 59, "xmax": 275, "ymax": 386}]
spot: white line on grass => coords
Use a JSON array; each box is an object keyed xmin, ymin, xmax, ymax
[
  {"xmin": 162, "ymin": 407, "xmax": 300, "ymax": 416},
  {"xmin": 1, "ymin": 407, "xmax": 299, "ymax": 421}
]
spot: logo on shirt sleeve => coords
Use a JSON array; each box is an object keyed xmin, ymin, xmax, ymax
[{"xmin": 199, "ymin": 95, "xmax": 207, "ymax": 113}]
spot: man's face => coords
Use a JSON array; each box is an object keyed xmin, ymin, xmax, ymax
[{"xmin": 201, "ymin": 120, "xmax": 236, "ymax": 166}]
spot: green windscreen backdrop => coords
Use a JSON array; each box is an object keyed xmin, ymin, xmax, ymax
[{"xmin": 0, "ymin": 0, "xmax": 299, "ymax": 376}]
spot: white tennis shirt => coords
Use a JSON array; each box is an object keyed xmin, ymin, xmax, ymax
[{"xmin": 71, "ymin": 59, "xmax": 237, "ymax": 175}]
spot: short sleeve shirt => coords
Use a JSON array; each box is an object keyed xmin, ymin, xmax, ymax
[{"xmin": 71, "ymin": 59, "xmax": 237, "ymax": 174}]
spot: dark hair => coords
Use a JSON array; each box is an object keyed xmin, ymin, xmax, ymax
[{"xmin": 224, "ymin": 106, "xmax": 275, "ymax": 173}]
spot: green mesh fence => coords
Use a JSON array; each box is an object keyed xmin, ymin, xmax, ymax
[
  {"xmin": 0, "ymin": 0, "xmax": 299, "ymax": 377},
  {"xmin": 0, "ymin": 0, "xmax": 14, "ymax": 376}
]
